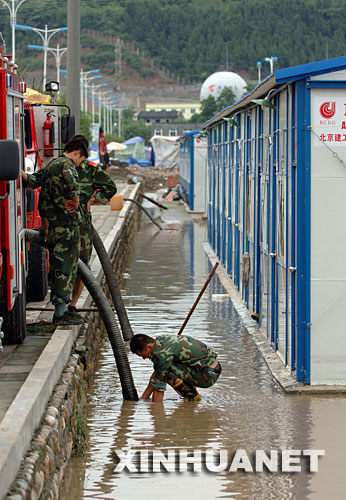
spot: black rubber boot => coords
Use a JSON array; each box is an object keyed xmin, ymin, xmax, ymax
[
  {"xmin": 172, "ymin": 378, "xmax": 201, "ymax": 402},
  {"xmin": 53, "ymin": 311, "xmax": 83, "ymax": 325}
]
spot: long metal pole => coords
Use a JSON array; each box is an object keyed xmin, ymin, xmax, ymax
[
  {"xmin": 177, "ymin": 262, "xmax": 219, "ymax": 336},
  {"xmin": 80, "ymin": 69, "xmax": 83, "ymax": 112},
  {"xmin": 56, "ymin": 44, "xmax": 60, "ymax": 85},
  {"xmin": 85, "ymin": 79, "xmax": 88, "ymax": 112},
  {"xmin": 42, "ymin": 24, "xmax": 48, "ymax": 90},
  {"xmin": 91, "ymin": 83, "xmax": 95, "ymax": 122},
  {"xmin": 11, "ymin": 0, "xmax": 15, "ymax": 61},
  {"xmin": 103, "ymin": 97, "xmax": 106, "ymax": 132},
  {"xmin": 67, "ymin": 0, "xmax": 80, "ymax": 132}
]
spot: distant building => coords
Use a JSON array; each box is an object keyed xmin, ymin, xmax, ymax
[
  {"xmin": 137, "ymin": 110, "xmax": 182, "ymax": 125},
  {"xmin": 150, "ymin": 122, "xmax": 202, "ymax": 138},
  {"xmin": 145, "ymin": 101, "xmax": 201, "ymax": 120}
]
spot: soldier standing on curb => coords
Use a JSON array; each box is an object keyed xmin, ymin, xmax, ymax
[
  {"xmin": 65, "ymin": 135, "xmax": 117, "ymax": 318},
  {"xmin": 130, "ymin": 334, "xmax": 222, "ymax": 402},
  {"xmin": 22, "ymin": 137, "xmax": 89, "ymax": 325}
]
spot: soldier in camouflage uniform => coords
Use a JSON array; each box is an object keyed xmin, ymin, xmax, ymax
[
  {"xmin": 130, "ymin": 334, "xmax": 222, "ymax": 402},
  {"xmin": 65, "ymin": 135, "xmax": 117, "ymax": 314},
  {"xmin": 22, "ymin": 137, "xmax": 89, "ymax": 325}
]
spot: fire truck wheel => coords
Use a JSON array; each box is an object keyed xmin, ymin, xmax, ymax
[
  {"xmin": 1, "ymin": 291, "xmax": 26, "ymax": 345},
  {"xmin": 26, "ymin": 243, "xmax": 48, "ymax": 302}
]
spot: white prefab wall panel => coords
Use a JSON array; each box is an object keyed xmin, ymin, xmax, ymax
[
  {"xmin": 194, "ymin": 138, "xmax": 207, "ymax": 212},
  {"xmin": 310, "ymin": 69, "xmax": 346, "ymax": 81},
  {"xmin": 310, "ymin": 87, "xmax": 346, "ymax": 384}
]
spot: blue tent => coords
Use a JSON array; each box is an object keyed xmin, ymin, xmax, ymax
[{"xmin": 123, "ymin": 136, "xmax": 144, "ymax": 146}]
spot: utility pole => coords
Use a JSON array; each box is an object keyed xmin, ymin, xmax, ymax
[
  {"xmin": 67, "ymin": 0, "xmax": 80, "ymax": 133},
  {"xmin": 114, "ymin": 38, "xmax": 122, "ymax": 95}
]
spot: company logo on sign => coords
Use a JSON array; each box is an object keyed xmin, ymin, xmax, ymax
[
  {"xmin": 319, "ymin": 101, "xmax": 336, "ymax": 119},
  {"xmin": 209, "ymin": 84, "xmax": 216, "ymax": 93}
]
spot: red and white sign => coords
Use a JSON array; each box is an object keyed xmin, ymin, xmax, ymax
[
  {"xmin": 195, "ymin": 137, "xmax": 207, "ymax": 149},
  {"xmin": 313, "ymin": 96, "xmax": 346, "ymax": 147}
]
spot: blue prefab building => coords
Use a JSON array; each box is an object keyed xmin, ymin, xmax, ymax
[
  {"xmin": 179, "ymin": 131, "xmax": 208, "ymax": 213},
  {"xmin": 203, "ymin": 57, "xmax": 346, "ymax": 385}
]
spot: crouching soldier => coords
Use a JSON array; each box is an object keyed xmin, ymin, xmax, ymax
[{"xmin": 130, "ymin": 334, "xmax": 222, "ymax": 402}]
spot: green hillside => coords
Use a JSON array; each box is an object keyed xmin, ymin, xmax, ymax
[{"xmin": 1, "ymin": 0, "xmax": 346, "ymax": 81}]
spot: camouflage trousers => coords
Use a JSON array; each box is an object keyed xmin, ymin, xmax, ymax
[
  {"xmin": 165, "ymin": 361, "xmax": 222, "ymax": 389},
  {"xmin": 79, "ymin": 211, "xmax": 93, "ymax": 267},
  {"xmin": 47, "ymin": 224, "xmax": 80, "ymax": 305}
]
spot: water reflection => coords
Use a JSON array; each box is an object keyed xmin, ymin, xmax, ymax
[{"xmin": 59, "ymin": 207, "xmax": 346, "ymax": 500}]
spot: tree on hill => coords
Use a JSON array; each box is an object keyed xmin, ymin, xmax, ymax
[
  {"xmin": 9, "ymin": 0, "xmax": 346, "ymax": 95},
  {"xmin": 216, "ymin": 87, "xmax": 237, "ymax": 111},
  {"xmin": 190, "ymin": 87, "xmax": 237, "ymax": 123},
  {"xmin": 190, "ymin": 95, "xmax": 218, "ymax": 123}
]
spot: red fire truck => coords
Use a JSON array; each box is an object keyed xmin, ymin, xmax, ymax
[
  {"xmin": 0, "ymin": 50, "xmax": 27, "ymax": 346},
  {"xmin": 23, "ymin": 101, "xmax": 49, "ymax": 303},
  {"xmin": 0, "ymin": 50, "xmax": 75, "ymax": 349}
]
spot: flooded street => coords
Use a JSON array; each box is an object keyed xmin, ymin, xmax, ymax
[{"xmin": 60, "ymin": 205, "xmax": 346, "ymax": 500}]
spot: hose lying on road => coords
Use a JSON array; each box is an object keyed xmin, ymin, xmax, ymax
[
  {"xmin": 92, "ymin": 225, "xmax": 133, "ymax": 341},
  {"xmin": 124, "ymin": 197, "xmax": 162, "ymax": 230},
  {"xmin": 24, "ymin": 229, "xmax": 139, "ymax": 401}
]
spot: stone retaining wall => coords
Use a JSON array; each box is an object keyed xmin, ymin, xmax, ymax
[{"xmin": 6, "ymin": 196, "xmax": 140, "ymax": 500}]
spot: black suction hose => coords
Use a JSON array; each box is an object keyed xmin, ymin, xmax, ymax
[
  {"xmin": 24, "ymin": 229, "xmax": 138, "ymax": 401},
  {"xmin": 124, "ymin": 197, "xmax": 162, "ymax": 230},
  {"xmin": 92, "ymin": 225, "xmax": 133, "ymax": 341},
  {"xmin": 77, "ymin": 260, "xmax": 138, "ymax": 401}
]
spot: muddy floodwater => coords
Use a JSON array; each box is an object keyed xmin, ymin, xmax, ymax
[{"xmin": 60, "ymin": 206, "xmax": 346, "ymax": 500}]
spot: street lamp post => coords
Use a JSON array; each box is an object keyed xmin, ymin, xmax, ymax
[
  {"xmin": 79, "ymin": 69, "xmax": 99, "ymax": 112},
  {"xmin": 28, "ymin": 43, "xmax": 67, "ymax": 89},
  {"xmin": 91, "ymin": 82, "xmax": 108, "ymax": 123},
  {"xmin": 0, "ymin": 0, "xmax": 27, "ymax": 63},
  {"xmin": 115, "ymin": 105, "xmax": 128, "ymax": 139},
  {"xmin": 265, "ymin": 56, "xmax": 278, "ymax": 74},
  {"xmin": 106, "ymin": 97, "xmax": 118, "ymax": 135},
  {"xmin": 107, "ymin": 98, "xmax": 118, "ymax": 135},
  {"xmin": 98, "ymin": 90, "xmax": 113, "ymax": 134},
  {"xmin": 257, "ymin": 61, "xmax": 262, "ymax": 83},
  {"xmin": 16, "ymin": 23, "xmax": 67, "ymax": 89},
  {"xmin": 83, "ymin": 73, "xmax": 102, "ymax": 112}
]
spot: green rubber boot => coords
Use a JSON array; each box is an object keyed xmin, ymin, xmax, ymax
[{"xmin": 173, "ymin": 378, "xmax": 201, "ymax": 402}]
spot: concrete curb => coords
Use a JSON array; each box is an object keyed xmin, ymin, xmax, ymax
[
  {"xmin": 0, "ymin": 328, "xmax": 76, "ymax": 500},
  {"xmin": 0, "ymin": 186, "xmax": 140, "ymax": 500}
]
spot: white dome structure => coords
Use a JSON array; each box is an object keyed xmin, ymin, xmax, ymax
[{"xmin": 200, "ymin": 71, "xmax": 247, "ymax": 102}]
